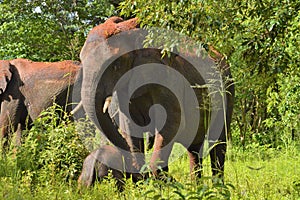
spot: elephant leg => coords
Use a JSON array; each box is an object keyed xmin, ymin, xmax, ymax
[
  {"xmin": 118, "ymin": 129, "xmax": 144, "ymax": 172},
  {"xmin": 209, "ymin": 142, "xmax": 226, "ymax": 178},
  {"xmin": 78, "ymin": 151, "xmax": 98, "ymax": 187},
  {"xmin": 15, "ymin": 123, "xmax": 22, "ymax": 146},
  {"xmin": 0, "ymin": 111, "xmax": 14, "ymax": 148},
  {"xmin": 149, "ymin": 132, "xmax": 173, "ymax": 177},
  {"xmin": 131, "ymin": 135, "xmax": 145, "ymax": 167},
  {"xmin": 131, "ymin": 135, "xmax": 148, "ymax": 181},
  {"xmin": 145, "ymin": 132, "xmax": 155, "ymax": 150},
  {"xmin": 0, "ymin": 99, "xmax": 27, "ymax": 149},
  {"xmin": 187, "ymin": 145, "xmax": 203, "ymax": 179},
  {"xmin": 0, "ymin": 118, "xmax": 9, "ymax": 147},
  {"xmin": 119, "ymin": 129, "xmax": 146, "ymax": 181},
  {"xmin": 208, "ymin": 91, "xmax": 232, "ymax": 179}
]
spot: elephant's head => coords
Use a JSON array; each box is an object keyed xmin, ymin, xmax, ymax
[
  {"xmin": 0, "ymin": 60, "xmax": 12, "ymax": 95},
  {"xmin": 80, "ymin": 17, "xmax": 142, "ymax": 172},
  {"xmin": 80, "ymin": 17, "xmax": 170, "ymax": 145}
]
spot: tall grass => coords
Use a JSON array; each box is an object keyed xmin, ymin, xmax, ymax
[{"xmin": 0, "ymin": 106, "xmax": 299, "ymax": 199}]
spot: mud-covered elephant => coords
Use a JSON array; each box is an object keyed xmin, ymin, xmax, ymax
[
  {"xmin": 80, "ymin": 17, "xmax": 234, "ymax": 178},
  {"xmin": 0, "ymin": 58, "xmax": 82, "ymax": 146}
]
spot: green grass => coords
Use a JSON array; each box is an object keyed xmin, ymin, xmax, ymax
[
  {"xmin": 225, "ymin": 145, "xmax": 300, "ymax": 199},
  {"xmin": 0, "ymin": 106, "xmax": 299, "ymax": 199},
  {"xmin": 1, "ymin": 143, "xmax": 299, "ymax": 200}
]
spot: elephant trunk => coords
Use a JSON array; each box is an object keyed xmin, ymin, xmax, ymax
[
  {"xmin": 80, "ymin": 29, "xmax": 139, "ymax": 174},
  {"xmin": 81, "ymin": 61, "xmax": 130, "ymax": 151},
  {"xmin": 80, "ymin": 17, "xmax": 146, "ymax": 174}
]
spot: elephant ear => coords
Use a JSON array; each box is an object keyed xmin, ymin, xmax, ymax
[{"xmin": 0, "ymin": 60, "xmax": 12, "ymax": 94}]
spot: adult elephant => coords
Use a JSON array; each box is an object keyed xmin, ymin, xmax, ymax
[
  {"xmin": 0, "ymin": 58, "xmax": 82, "ymax": 147},
  {"xmin": 80, "ymin": 17, "xmax": 234, "ymax": 178}
]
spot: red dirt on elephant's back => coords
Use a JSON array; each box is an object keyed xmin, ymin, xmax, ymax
[
  {"xmin": 87, "ymin": 17, "xmax": 139, "ymax": 41},
  {"xmin": 10, "ymin": 58, "xmax": 80, "ymax": 81}
]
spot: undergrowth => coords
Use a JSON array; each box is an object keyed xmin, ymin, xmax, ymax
[{"xmin": 0, "ymin": 105, "xmax": 299, "ymax": 199}]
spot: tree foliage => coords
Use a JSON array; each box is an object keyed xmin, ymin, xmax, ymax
[
  {"xmin": 120, "ymin": 0, "xmax": 300, "ymax": 146},
  {"xmin": 0, "ymin": 0, "xmax": 115, "ymax": 61}
]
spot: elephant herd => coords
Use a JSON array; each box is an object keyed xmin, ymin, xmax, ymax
[{"xmin": 0, "ymin": 17, "xmax": 234, "ymax": 190}]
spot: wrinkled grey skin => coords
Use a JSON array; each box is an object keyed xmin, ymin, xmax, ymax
[
  {"xmin": 78, "ymin": 145, "xmax": 125, "ymax": 191},
  {"xmin": 80, "ymin": 17, "xmax": 234, "ymax": 178},
  {"xmin": 0, "ymin": 58, "xmax": 83, "ymax": 147}
]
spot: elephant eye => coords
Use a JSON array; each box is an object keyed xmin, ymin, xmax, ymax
[{"xmin": 113, "ymin": 65, "xmax": 118, "ymax": 71}]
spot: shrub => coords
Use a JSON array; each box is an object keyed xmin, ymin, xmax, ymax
[{"xmin": 13, "ymin": 104, "xmax": 89, "ymax": 185}]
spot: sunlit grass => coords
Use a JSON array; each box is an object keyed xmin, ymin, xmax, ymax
[
  {"xmin": 0, "ymin": 106, "xmax": 299, "ymax": 199},
  {"xmin": 1, "ymin": 143, "xmax": 299, "ymax": 199}
]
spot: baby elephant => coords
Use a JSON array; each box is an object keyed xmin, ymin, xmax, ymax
[{"xmin": 78, "ymin": 145, "xmax": 126, "ymax": 191}]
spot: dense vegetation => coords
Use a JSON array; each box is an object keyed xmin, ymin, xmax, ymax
[
  {"xmin": 0, "ymin": 0, "xmax": 299, "ymax": 199},
  {"xmin": 0, "ymin": 0, "xmax": 115, "ymax": 61},
  {"xmin": 1, "ymin": 118, "xmax": 299, "ymax": 199}
]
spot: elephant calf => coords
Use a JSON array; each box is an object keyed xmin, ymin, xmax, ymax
[{"xmin": 78, "ymin": 145, "xmax": 126, "ymax": 191}]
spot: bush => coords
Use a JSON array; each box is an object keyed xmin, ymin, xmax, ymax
[
  {"xmin": 9, "ymin": 105, "xmax": 89, "ymax": 186},
  {"xmin": 265, "ymin": 67, "xmax": 300, "ymax": 145}
]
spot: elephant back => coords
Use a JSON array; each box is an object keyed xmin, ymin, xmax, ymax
[{"xmin": 10, "ymin": 58, "xmax": 81, "ymax": 119}]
